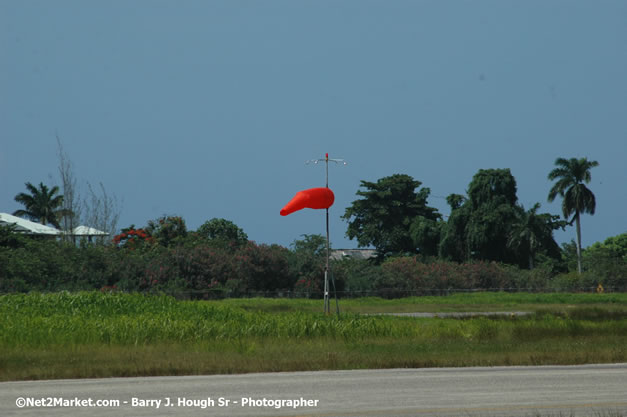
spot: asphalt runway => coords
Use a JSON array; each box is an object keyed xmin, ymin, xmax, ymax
[{"xmin": 2, "ymin": 364, "xmax": 626, "ymax": 417}]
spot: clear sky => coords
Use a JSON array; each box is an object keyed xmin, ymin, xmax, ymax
[{"xmin": 2, "ymin": 0, "xmax": 626, "ymax": 250}]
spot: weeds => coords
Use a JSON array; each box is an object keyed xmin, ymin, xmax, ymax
[{"xmin": 1, "ymin": 292, "xmax": 626, "ymax": 381}]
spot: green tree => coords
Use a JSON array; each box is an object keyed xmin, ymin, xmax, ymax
[
  {"xmin": 439, "ymin": 197, "xmax": 472, "ymax": 261},
  {"xmin": 466, "ymin": 169, "xmax": 520, "ymax": 263},
  {"xmin": 439, "ymin": 169, "xmax": 562, "ymax": 266},
  {"xmin": 0, "ymin": 224, "xmax": 27, "ymax": 249},
  {"xmin": 13, "ymin": 182, "xmax": 69, "ymax": 228},
  {"xmin": 342, "ymin": 174, "xmax": 440, "ymax": 258},
  {"xmin": 290, "ymin": 233, "xmax": 327, "ymax": 257},
  {"xmin": 547, "ymin": 157, "xmax": 599, "ymax": 273},
  {"xmin": 289, "ymin": 234, "xmax": 327, "ymax": 293},
  {"xmin": 507, "ymin": 203, "xmax": 564, "ymax": 269},
  {"xmin": 583, "ymin": 233, "xmax": 627, "ymax": 289},
  {"xmin": 145, "ymin": 215, "xmax": 188, "ymax": 247},
  {"xmin": 446, "ymin": 194, "xmax": 466, "ymax": 211},
  {"xmin": 196, "ymin": 218, "xmax": 248, "ymax": 248},
  {"xmin": 238, "ymin": 242, "xmax": 293, "ymax": 292},
  {"xmin": 440, "ymin": 169, "xmax": 520, "ymax": 263},
  {"xmin": 467, "ymin": 168, "xmax": 518, "ymax": 210},
  {"xmin": 409, "ymin": 216, "xmax": 442, "ymax": 256}
]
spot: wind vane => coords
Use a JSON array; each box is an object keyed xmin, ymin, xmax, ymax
[{"xmin": 280, "ymin": 153, "xmax": 347, "ymax": 315}]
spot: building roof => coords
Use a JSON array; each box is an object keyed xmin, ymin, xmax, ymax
[
  {"xmin": 0, "ymin": 212, "xmax": 61, "ymax": 235},
  {"xmin": 330, "ymin": 248, "xmax": 377, "ymax": 261},
  {"xmin": 72, "ymin": 225, "xmax": 109, "ymax": 236}
]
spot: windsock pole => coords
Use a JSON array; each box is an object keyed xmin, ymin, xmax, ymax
[
  {"xmin": 307, "ymin": 153, "xmax": 346, "ymax": 315},
  {"xmin": 324, "ymin": 153, "xmax": 330, "ymax": 314}
]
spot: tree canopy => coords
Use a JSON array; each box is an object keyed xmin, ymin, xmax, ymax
[
  {"xmin": 439, "ymin": 169, "xmax": 563, "ymax": 268},
  {"xmin": 439, "ymin": 169, "xmax": 520, "ymax": 263},
  {"xmin": 196, "ymin": 218, "xmax": 249, "ymax": 248},
  {"xmin": 342, "ymin": 174, "xmax": 440, "ymax": 257},
  {"xmin": 145, "ymin": 215, "xmax": 188, "ymax": 247},
  {"xmin": 507, "ymin": 203, "xmax": 564, "ymax": 269}
]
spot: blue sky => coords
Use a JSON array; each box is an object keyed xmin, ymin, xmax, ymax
[{"xmin": 1, "ymin": 0, "xmax": 626, "ymax": 249}]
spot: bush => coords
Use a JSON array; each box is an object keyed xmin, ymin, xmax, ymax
[
  {"xmin": 375, "ymin": 257, "xmax": 528, "ymax": 296},
  {"xmin": 377, "ymin": 256, "xmax": 421, "ymax": 297},
  {"xmin": 331, "ymin": 258, "xmax": 380, "ymax": 295},
  {"xmin": 549, "ymin": 271, "xmax": 598, "ymax": 292},
  {"xmin": 236, "ymin": 242, "xmax": 293, "ymax": 292},
  {"xmin": 145, "ymin": 215, "xmax": 188, "ymax": 247},
  {"xmin": 0, "ymin": 238, "xmax": 79, "ymax": 291},
  {"xmin": 1, "ymin": 219, "xmax": 621, "ymax": 297},
  {"xmin": 500, "ymin": 264, "xmax": 553, "ymax": 291},
  {"xmin": 583, "ymin": 239, "xmax": 627, "ymax": 291}
]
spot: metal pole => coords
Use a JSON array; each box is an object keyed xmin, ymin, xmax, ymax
[
  {"xmin": 324, "ymin": 153, "xmax": 330, "ymax": 314},
  {"xmin": 306, "ymin": 153, "xmax": 346, "ymax": 316},
  {"xmin": 325, "ymin": 208, "xmax": 330, "ymax": 314}
]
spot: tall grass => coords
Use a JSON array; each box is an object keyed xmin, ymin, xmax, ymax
[
  {"xmin": 1, "ymin": 292, "xmax": 405, "ymax": 346},
  {"xmin": 223, "ymin": 292, "xmax": 627, "ymax": 313},
  {"xmin": 1, "ymin": 292, "xmax": 626, "ymax": 381},
  {"xmin": 2, "ymin": 292, "xmax": 626, "ymax": 347}
]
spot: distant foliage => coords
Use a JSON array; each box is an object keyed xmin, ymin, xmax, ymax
[
  {"xmin": 439, "ymin": 169, "xmax": 563, "ymax": 270},
  {"xmin": 342, "ymin": 174, "xmax": 440, "ymax": 257},
  {"xmin": 196, "ymin": 218, "xmax": 248, "ymax": 249},
  {"xmin": 332, "ymin": 257, "xmax": 381, "ymax": 294},
  {"xmin": 145, "ymin": 215, "xmax": 187, "ymax": 247},
  {"xmin": 583, "ymin": 233, "xmax": 627, "ymax": 289},
  {"xmin": 1, "ymin": 219, "xmax": 624, "ymax": 296},
  {"xmin": 289, "ymin": 234, "xmax": 327, "ymax": 293},
  {"xmin": 112, "ymin": 225, "xmax": 154, "ymax": 249},
  {"xmin": 376, "ymin": 257, "xmax": 510, "ymax": 296}
]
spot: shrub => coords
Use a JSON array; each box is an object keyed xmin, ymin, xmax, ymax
[
  {"xmin": 236, "ymin": 242, "xmax": 293, "ymax": 292},
  {"xmin": 145, "ymin": 215, "xmax": 188, "ymax": 247},
  {"xmin": 331, "ymin": 258, "xmax": 380, "ymax": 295},
  {"xmin": 376, "ymin": 257, "xmax": 522, "ymax": 297},
  {"xmin": 377, "ymin": 256, "xmax": 422, "ymax": 297},
  {"xmin": 549, "ymin": 271, "xmax": 597, "ymax": 292}
]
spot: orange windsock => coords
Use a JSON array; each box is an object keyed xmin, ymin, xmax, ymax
[{"xmin": 280, "ymin": 187, "xmax": 335, "ymax": 216}]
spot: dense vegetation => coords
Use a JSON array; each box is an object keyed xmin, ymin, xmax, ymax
[
  {"xmin": 342, "ymin": 161, "xmax": 598, "ymax": 271},
  {"xmin": 1, "ymin": 218, "xmax": 625, "ymax": 296},
  {"xmin": 2, "ymin": 292, "xmax": 626, "ymax": 381},
  {"xmin": 3, "ymin": 156, "xmax": 624, "ymax": 296}
]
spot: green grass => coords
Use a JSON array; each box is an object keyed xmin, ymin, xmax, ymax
[
  {"xmin": 224, "ymin": 292, "xmax": 627, "ymax": 314},
  {"xmin": 1, "ymin": 291, "xmax": 626, "ymax": 381}
]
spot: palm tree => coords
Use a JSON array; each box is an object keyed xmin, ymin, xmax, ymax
[
  {"xmin": 508, "ymin": 203, "xmax": 564, "ymax": 270},
  {"xmin": 13, "ymin": 182, "xmax": 68, "ymax": 228},
  {"xmin": 508, "ymin": 204, "xmax": 543, "ymax": 270},
  {"xmin": 547, "ymin": 157, "xmax": 599, "ymax": 273}
]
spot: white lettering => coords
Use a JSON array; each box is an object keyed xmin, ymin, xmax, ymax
[
  {"xmin": 131, "ymin": 398, "xmax": 161, "ymax": 409},
  {"xmin": 177, "ymin": 397, "xmax": 214, "ymax": 409}
]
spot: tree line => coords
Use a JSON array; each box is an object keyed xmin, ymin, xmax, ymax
[
  {"xmin": 342, "ymin": 157, "xmax": 601, "ymax": 275},
  {"xmin": 2, "ymin": 154, "xmax": 625, "ymax": 296},
  {"xmin": 1, "ymin": 215, "xmax": 625, "ymax": 295}
]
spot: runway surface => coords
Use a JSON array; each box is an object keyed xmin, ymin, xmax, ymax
[{"xmin": 2, "ymin": 364, "xmax": 626, "ymax": 416}]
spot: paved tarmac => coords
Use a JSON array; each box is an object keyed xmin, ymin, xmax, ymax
[{"xmin": 2, "ymin": 364, "xmax": 626, "ymax": 417}]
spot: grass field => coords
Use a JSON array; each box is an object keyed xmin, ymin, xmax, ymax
[
  {"xmin": 222, "ymin": 292, "xmax": 627, "ymax": 314},
  {"xmin": 1, "ymin": 291, "xmax": 626, "ymax": 381}
]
